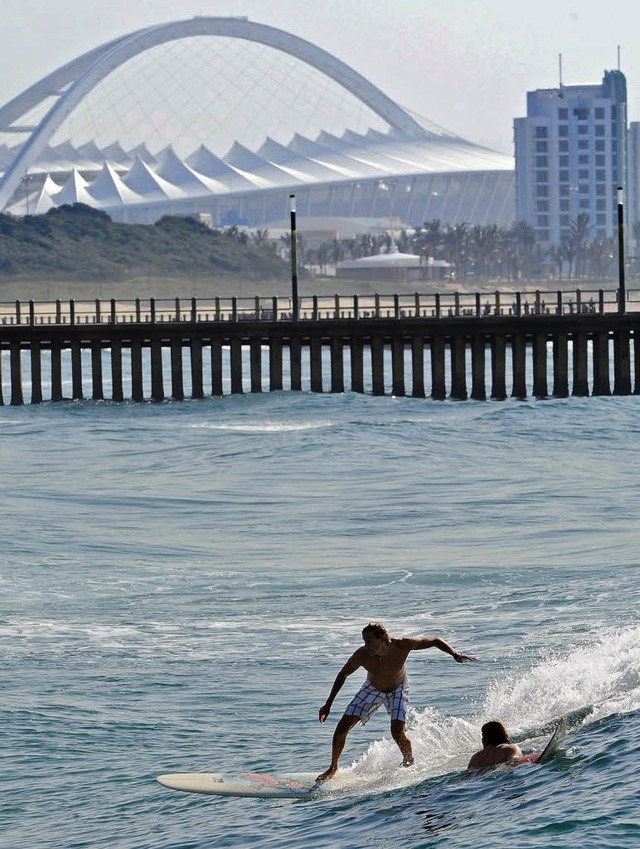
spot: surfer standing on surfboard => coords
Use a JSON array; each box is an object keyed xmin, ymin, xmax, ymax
[{"xmin": 316, "ymin": 621, "xmax": 476, "ymax": 782}]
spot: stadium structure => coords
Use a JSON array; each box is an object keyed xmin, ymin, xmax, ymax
[{"xmin": 0, "ymin": 17, "xmax": 515, "ymax": 232}]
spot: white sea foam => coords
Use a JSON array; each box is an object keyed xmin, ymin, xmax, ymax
[
  {"xmin": 186, "ymin": 420, "xmax": 334, "ymax": 433},
  {"xmin": 346, "ymin": 624, "xmax": 640, "ymax": 793},
  {"xmin": 479, "ymin": 624, "xmax": 640, "ymax": 734}
]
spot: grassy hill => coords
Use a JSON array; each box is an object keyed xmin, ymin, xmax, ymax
[{"xmin": 0, "ymin": 204, "xmax": 290, "ymax": 284}]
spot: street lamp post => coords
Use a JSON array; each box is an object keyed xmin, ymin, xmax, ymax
[
  {"xmin": 617, "ymin": 186, "xmax": 626, "ymax": 315},
  {"xmin": 289, "ymin": 194, "xmax": 299, "ymax": 321}
]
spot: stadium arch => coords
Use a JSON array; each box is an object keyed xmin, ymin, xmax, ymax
[{"xmin": 0, "ymin": 16, "xmax": 429, "ymax": 210}]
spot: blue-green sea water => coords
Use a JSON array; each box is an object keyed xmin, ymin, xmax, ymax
[{"xmin": 1, "ymin": 378, "xmax": 639, "ymax": 847}]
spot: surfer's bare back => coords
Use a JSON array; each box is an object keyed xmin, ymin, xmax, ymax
[{"xmin": 316, "ymin": 621, "xmax": 476, "ymax": 783}]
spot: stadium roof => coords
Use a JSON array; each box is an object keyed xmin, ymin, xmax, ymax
[{"xmin": 0, "ymin": 16, "xmax": 515, "ymax": 226}]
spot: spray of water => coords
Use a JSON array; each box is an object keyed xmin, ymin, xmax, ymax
[{"xmin": 343, "ymin": 625, "xmax": 640, "ymax": 792}]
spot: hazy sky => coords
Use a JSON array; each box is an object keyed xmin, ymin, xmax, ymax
[{"xmin": 1, "ymin": 0, "xmax": 640, "ymax": 155}]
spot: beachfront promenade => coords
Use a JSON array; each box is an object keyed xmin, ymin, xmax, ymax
[{"xmin": 0, "ymin": 287, "xmax": 639, "ymax": 404}]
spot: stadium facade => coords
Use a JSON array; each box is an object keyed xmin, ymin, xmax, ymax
[{"xmin": 0, "ymin": 17, "xmax": 515, "ymax": 231}]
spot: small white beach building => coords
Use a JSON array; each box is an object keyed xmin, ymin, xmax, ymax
[{"xmin": 336, "ymin": 249, "xmax": 451, "ymax": 282}]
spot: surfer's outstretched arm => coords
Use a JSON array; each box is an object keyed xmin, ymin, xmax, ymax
[{"xmin": 400, "ymin": 636, "xmax": 477, "ymax": 662}]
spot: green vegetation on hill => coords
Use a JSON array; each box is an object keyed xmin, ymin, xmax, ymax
[{"xmin": 0, "ymin": 204, "xmax": 290, "ymax": 281}]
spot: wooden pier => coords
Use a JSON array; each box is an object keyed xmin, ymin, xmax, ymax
[{"xmin": 0, "ymin": 293, "xmax": 639, "ymax": 404}]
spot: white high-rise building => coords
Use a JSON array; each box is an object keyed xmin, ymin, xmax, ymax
[
  {"xmin": 628, "ymin": 122, "xmax": 640, "ymax": 236},
  {"xmin": 514, "ymin": 70, "xmax": 627, "ymax": 246}
]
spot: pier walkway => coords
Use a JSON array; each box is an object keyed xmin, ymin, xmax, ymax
[{"xmin": 0, "ymin": 288, "xmax": 638, "ymax": 404}]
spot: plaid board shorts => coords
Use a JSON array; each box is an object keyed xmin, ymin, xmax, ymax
[{"xmin": 344, "ymin": 678, "xmax": 410, "ymax": 725}]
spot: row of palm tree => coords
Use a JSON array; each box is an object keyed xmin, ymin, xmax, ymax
[{"xmin": 288, "ymin": 214, "xmax": 633, "ymax": 281}]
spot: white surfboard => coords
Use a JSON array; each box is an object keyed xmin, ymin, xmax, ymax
[
  {"xmin": 512, "ymin": 716, "xmax": 567, "ymax": 766},
  {"xmin": 156, "ymin": 769, "xmax": 362, "ymax": 799},
  {"xmin": 158, "ymin": 719, "xmax": 569, "ymax": 799},
  {"xmin": 536, "ymin": 716, "xmax": 567, "ymax": 764}
]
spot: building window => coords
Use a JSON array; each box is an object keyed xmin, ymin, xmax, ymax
[
  {"xmin": 596, "ymin": 214, "xmax": 607, "ymax": 225},
  {"xmin": 535, "ymin": 126, "xmax": 548, "ymax": 138},
  {"xmin": 559, "ymin": 169, "xmax": 569, "ymax": 182},
  {"xmin": 578, "ymin": 169, "xmax": 589, "ymax": 180},
  {"xmin": 537, "ymin": 215, "xmax": 549, "ymax": 226},
  {"xmin": 535, "ymin": 155, "xmax": 548, "ymax": 167},
  {"xmin": 573, "ymin": 107, "xmax": 589, "ymax": 120},
  {"xmin": 558, "ymin": 108, "xmax": 569, "ymax": 119},
  {"xmin": 536, "ymin": 141, "xmax": 548, "ymax": 153},
  {"xmin": 595, "ymin": 140, "xmax": 605, "ymax": 151},
  {"xmin": 578, "ymin": 124, "xmax": 588, "ymax": 135},
  {"xmin": 536, "ymin": 200, "xmax": 549, "ymax": 212},
  {"xmin": 596, "ymin": 184, "xmax": 606, "ymax": 196},
  {"xmin": 579, "ymin": 184, "xmax": 589, "ymax": 194},
  {"xmin": 578, "ymin": 140, "xmax": 589, "ymax": 150},
  {"xmin": 559, "ymin": 199, "xmax": 570, "ymax": 211},
  {"xmin": 579, "ymin": 198, "xmax": 590, "ymax": 209},
  {"xmin": 596, "ymin": 169, "xmax": 606, "ymax": 181},
  {"xmin": 559, "ymin": 184, "xmax": 569, "ymax": 197},
  {"xmin": 558, "ymin": 125, "xmax": 569, "ymax": 137},
  {"xmin": 595, "ymin": 154, "xmax": 605, "ymax": 166},
  {"xmin": 595, "ymin": 107, "xmax": 605, "ymax": 119},
  {"xmin": 536, "ymin": 185, "xmax": 549, "ymax": 197},
  {"xmin": 595, "ymin": 124, "xmax": 605, "ymax": 136},
  {"xmin": 558, "ymin": 140, "xmax": 569, "ymax": 152},
  {"xmin": 596, "ymin": 199, "xmax": 606, "ymax": 210},
  {"xmin": 560, "ymin": 214, "xmax": 570, "ymax": 225},
  {"xmin": 535, "ymin": 170, "xmax": 549, "ymax": 183},
  {"xmin": 579, "ymin": 154, "xmax": 589, "ymax": 164}
]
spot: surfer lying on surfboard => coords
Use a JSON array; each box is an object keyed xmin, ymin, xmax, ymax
[
  {"xmin": 466, "ymin": 721, "xmax": 523, "ymax": 769},
  {"xmin": 316, "ymin": 621, "xmax": 477, "ymax": 782},
  {"xmin": 467, "ymin": 717, "xmax": 567, "ymax": 771}
]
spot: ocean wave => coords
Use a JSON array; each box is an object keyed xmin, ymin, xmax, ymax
[{"xmin": 185, "ymin": 420, "xmax": 335, "ymax": 432}]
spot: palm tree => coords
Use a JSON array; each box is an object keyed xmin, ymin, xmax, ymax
[
  {"xmin": 442, "ymin": 223, "xmax": 468, "ymax": 279},
  {"xmin": 510, "ymin": 221, "xmax": 537, "ymax": 281},
  {"xmin": 251, "ymin": 228, "xmax": 270, "ymax": 245},
  {"xmin": 328, "ymin": 237, "xmax": 346, "ymax": 265},
  {"xmin": 469, "ymin": 224, "xmax": 499, "ymax": 280},
  {"xmin": 586, "ymin": 237, "xmax": 616, "ymax": 279},
  {"xmin": 412, "ymin": 219, "xmax": 442, "ymax": 264},
  {"xmin": 568, "ymin": 213, "xmax": 591, "ymax": 278},
  {"xmin": 317, "ymin": 241, "xmax": 330, "ymax": 276},
  {"xmin": 549, "ymin": 243, "xmax": 566, "ymax": 280},
  {"xmin": 395, "ymin": 228, "xmax": 412, "ymax": 253}
]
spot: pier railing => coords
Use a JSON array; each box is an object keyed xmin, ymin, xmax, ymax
[
  {"xmin": 0, "ymin": 287, "xmax": 638, "ymax": 327},
  {"xmin": 1, "ymin": 287, "xmax": 639, "ymax": 405}
]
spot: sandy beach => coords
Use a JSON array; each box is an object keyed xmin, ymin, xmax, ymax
[
  {"xmin": 0, "ymin": 272, "xmax": 625, "ymax": 305},
  {"xmin": 0, "ymin": 273, "xmax": 477, "ymax": 303}
]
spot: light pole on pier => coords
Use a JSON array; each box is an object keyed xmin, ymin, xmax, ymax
[
  {"xmin": 289, "ymin": 194, "xmax": 299, "ymax": 321},
  {"xmin": 617, "ymin": 186, "xmax": 626, "ymax": 315}
]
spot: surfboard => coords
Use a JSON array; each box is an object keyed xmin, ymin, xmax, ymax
[
  {"xmin": 513, "ymin": 716, "xmax": 567, "ymax": 765},
  {"xmin": 158, "ymin": 718, "xmax": 568, "ymax": 798},
  {"xmin": 156, "ymin": 769, "xmax": 361, "ymax": 799}
]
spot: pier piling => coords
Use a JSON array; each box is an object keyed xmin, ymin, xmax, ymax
[{"xmin": 0, "ymin": 296, "xmax": 639, "ymax": 405}]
